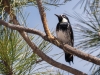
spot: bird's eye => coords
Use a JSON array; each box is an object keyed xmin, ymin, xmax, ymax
[{"xmin": 62, "ymin": 15, "xmax": 66, "ymax": 18}]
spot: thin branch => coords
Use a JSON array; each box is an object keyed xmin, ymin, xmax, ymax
[
  {"xmin": 0, "ymin": 19, "xmax": 100, "ymax": 66},
  {"xmin": 0, "ymin": 19, "xmax": 87, "ymax": 75},
  {"xmin": 36, "ymin": 59, "xmax": 43, "ymax": 63},
  {"xmin": 36, "ymin": 0, "xmax": 54, "ymax": 39}
]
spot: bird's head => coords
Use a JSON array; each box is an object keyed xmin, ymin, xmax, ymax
[{"xmin": 55, "ymin": 14, "xmax": 69, "ymax": 23}]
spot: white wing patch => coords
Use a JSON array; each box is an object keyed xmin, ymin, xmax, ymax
[{"xmin": 62, "ymin": 17, "xmax": 68, "ymax": 22}]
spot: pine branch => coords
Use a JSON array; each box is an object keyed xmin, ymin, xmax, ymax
[
  {"xmin": 0, "ymin": 20, "xmax": 87, "ymax": 75},
  {"xmin": 0, "ymin": 19, "xmax": 100, "ymax": 66},
  {"xmin": 1, "ymin": 0, "xmax": 86, "ymax": 74},
  {"xmin": 0, "ymin": 19, "xmax": 88, "ymax": 75},
  {"xmin": 0, "ymin": 0, "xmax": 98, "ymax": 75}
]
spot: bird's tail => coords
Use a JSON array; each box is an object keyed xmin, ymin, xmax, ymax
[{"xmin": 65, "ymin": 53, "xmax": 73, "ymax": 64}]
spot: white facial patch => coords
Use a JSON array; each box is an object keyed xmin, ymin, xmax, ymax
[{"xmin": 62, "ymin": 17, "xmax": 68, "ymax": 22}]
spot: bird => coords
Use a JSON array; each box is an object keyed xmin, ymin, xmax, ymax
[{"xmin": 55, "ymin": 14, "xmax": 74, "ymax": 64}]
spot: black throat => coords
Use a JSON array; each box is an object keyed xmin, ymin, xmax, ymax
[{"xmin": 56, "ymin": 22, "xmax": 70, "ymax": 31}]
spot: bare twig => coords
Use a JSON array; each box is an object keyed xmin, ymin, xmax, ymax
[{"xmin": 36, "ymin": 59, "xmax": 43, "ymax": 63}]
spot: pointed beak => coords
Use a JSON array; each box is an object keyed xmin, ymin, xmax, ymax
[
  {"xmin": 55, "ymin": 14, "xmax": 60, "ymax": 17},
  {"xmin": 55, "ymin": 14, "xmax": 62, "ymax": 22}
]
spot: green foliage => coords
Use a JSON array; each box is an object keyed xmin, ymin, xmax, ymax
[
  {"xmin": 73, "ymin": 12, "xmax": 100, "ymax": 52},
  {"xmin": 71, "ymin": 0, "xmax": 100, "ymax": 74},
  {"xmin": 92, "ymin": 67, "xmax": 100, "ymax": 75},
  {"xmin": 0, "ymin": 26, "xmax": 53, "ymax": 75},
  {"xmin": 0, "ymin": 0, "xmax": 69, "ymax": 8},
  {"xmin": 32, "ymin": 69, "xmax": 65, "ymax": 75}
]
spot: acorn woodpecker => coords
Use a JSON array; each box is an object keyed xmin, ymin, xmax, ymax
[{"xmin": 55, "ymin": 14, "xmax": 74, "ymax": 64}]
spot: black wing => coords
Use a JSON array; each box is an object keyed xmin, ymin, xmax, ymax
[{"xmin": 68, "ymin": 23, "xmax": 74, "ymax": 47}]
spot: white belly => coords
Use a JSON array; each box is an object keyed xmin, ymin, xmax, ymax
[
  {"xmin": 56, "ymin": 30, "xmax": 67, "ymax": 43},
  {"xmin": 56, "ymin": 30, "xmax": 72, "ymax": 45}
]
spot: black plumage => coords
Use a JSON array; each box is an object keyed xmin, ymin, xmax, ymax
[{"xmin": 55, "ymin": 14, "xmax": 74, "ymax": 64}]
